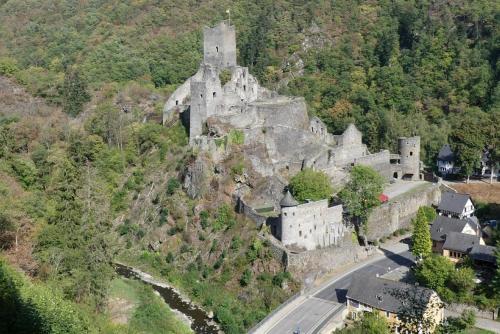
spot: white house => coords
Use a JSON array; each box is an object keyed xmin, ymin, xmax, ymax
[
  {"xmin": 437, "ymin": 144, "xmax": 460, "ymax": 176},
  {"xmin": 437, "ymin": 192, "xmax": 475, "ymax": 219}
]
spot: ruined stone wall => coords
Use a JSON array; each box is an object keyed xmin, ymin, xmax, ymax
[
  {"xmin": 354, "ymin": 150, "xmax": 393, "ymax": 179},
  {"xmin": 330, "ymin": 145, "xmax": 368, "ymax": 166},
  {"xmin": 366, "ymin": 183, "xmax": 441, "ymax": 240},
  {"xmin": 310, "ymin": 116, "xmax": 335, "ymax": 145},
  {"xmin": 163, "ymin": 70, "xmax": 203, "ymax": 124},
  {"xmin": 235, "ymin": 196, "xmax": 268, "ymax": 228}
]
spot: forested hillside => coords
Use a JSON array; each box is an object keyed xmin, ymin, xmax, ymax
[
  {"xmin": 1, "ymin": 0, "xmax": 498, "ymax": 163},
  {"xmin": 0, "ymin": 0, "xmax": 499, "ymax": 333}
]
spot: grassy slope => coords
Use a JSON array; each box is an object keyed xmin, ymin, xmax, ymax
[{"xmin": 106, "ymin": 278, "xmax": 192, "ymax": 334}]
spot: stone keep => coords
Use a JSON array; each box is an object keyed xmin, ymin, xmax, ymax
[{"xmin": 203, "ymin": 21, "xmax": 236, "ymax": 68}]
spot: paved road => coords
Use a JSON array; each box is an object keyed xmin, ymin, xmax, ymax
[
  {"xmin": 265, "ymin": 247, "xmax": 415, "ymax": 334},
  {"xmin": 314, "ymin": 249, "xmax": 415, "ymax": 303}
]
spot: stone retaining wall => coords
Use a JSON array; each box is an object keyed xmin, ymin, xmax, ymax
[
  {"xmin": 261, "ymin": 233, "xmax": 377, "ymax": 284},
  {"xmin": 286, "ymin": 243, "xmax": 377, "ymax": 281},
  {"xmin": 448, "ymin": 303, "xmax": 498, "ymax": 320},
  {"xmin": 366, "ymin": 183, "xmax": 442, "ymax": 241}
]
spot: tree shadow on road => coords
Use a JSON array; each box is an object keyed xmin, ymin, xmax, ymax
[{"xmin": 379, "ymin": 248, "xmax": 415, "ymax": 267}]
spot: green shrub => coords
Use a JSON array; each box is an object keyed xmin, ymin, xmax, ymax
[
  {"xmin": 0, "ymin": 57, "xmax": 19, "ymax": 76},
  {"xmin": 228, "ymin": 129, "xmax": 244, "ymax": 145},
  {"xmin": 239, "ymin": 269, "xmax": 252, "ymax": 286},
  {"xmin": 166, "ymin": 178, "xmax": 180, "ymax": 195},
  {"xmin": 289, "ymin": 168, "xmax": 333, "ymax": 202},
  {"xmin": 165, "ymin": 252, "xmax": 175, "ymax": 263},
  {"xmin": 230, "ymin": 236, "xmax": 242, "ymax": 251},
  {"xmin": 10, "ymin": 158, "xmax": 38, "ymax": 189},
  {"xmin": 231, "ymin": 162, "xmax": 244, "ymax": 176},
  {"xmin": 213, "ymin": 204, "xmax": 236, "ymax": 231},
  {"xmin": 219, "ymin": 69, "xmax": 232, "ymax": 86}
]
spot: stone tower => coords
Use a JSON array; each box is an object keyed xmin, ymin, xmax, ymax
[
  {"xmin": 279, "ymin": 190, "xmax": 299, "ymax": 246},
  {"xmin": 398, "ymin": 136, "xmax": 420, "ymax": 180},
  {"xmin": 203, "ymin": 21, "xmax": 236, "ymax": 68},
  {"xmin": 189, "ymin": 67, "xmax": 222, "ymax": 139}
]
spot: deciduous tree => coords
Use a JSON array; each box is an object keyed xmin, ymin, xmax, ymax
[{"xmin": 289, "ymin": 168, "xmax": 333, "ymax": 202}]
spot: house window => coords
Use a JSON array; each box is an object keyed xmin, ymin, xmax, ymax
[
  {"xmin": 175, "ymin": 100, "xmax": 179, "ymax": 105},
  {"xmin": 292, "ymin": 212, "xmax": 295, "ymax": 216},
  {"xmin": 200, "ymin": 94, "xmax": 203, "ymax": 98},
  {"xmin": 351, "ymin": 312, "xmax": 357, "ymax": 319},
  {"xmin": 213, "ymin": 92, "xmax": 216, "ymax": 98},
  {"xmin": 284, "ymin": 212, "xmax": 287, "ymax": 216},
  {"xmin": 299, "ymin": 231, "xmax": 302, "ymax": 237},
  {"xmin": 410, "ymin": 151, "xmax": 413, "ymax": 156},
  {"xmin": 216, "ymin": 46, "xmax": 219, "ymax": 53},
  {"xmin": 243, "ymin": 85, "xmax": 246, "ymax": 91}
]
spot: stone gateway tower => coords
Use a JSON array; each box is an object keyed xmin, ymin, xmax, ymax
[{"xmin": 203, "ymin": 21, "xmax": 236, "ymax": 68}]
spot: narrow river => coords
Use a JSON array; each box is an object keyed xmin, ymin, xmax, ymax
[{"xmin": 115, "ymin": 263, "xmax": 220, "ymax": 334}]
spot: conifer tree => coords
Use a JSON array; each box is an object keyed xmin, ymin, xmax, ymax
[
  {"xmin": 62, "ymin": 67, "xmax": 91, "ymax": 116},
  {"xmin": 411, "ymin": 207, "xmax": 432, "ymax": 259}
]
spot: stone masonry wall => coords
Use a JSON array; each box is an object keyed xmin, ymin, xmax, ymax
[
  {"xmin": 354, "ymin": 150, "xmax": 393, "ymax": 179},
  {"xmin": 261, "ymin": 233, "xmax": 377, "ymax": 284},
  {"xmin": 366, "ymin": 183, "xmax": 442, "ymax": 241},
  {"xmin": 287, "ymin": 242, "xmax": 377, "ymax": 282}
]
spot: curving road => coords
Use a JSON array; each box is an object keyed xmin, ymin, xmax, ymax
[{"xmin": 256, "ymin": 242, "xmax": 415, "ymax": 334}]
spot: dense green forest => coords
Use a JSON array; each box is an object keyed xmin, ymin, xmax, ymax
[
  {"xmin": 1, "ymin": 0, "xmax": 498, "ymax": 165},
  {"xmin": 0, "ymin": 0, "xmax": 499, "ymax": 333}
]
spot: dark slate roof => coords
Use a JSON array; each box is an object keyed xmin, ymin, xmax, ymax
[
  {"xmin": 346, "ymin": 275, "xmax": 435, "ymax": 314},
  {"xmin": 470, "ymin": 245, "xmax": 496, "ymax": 264},
  {"xmin": 437, "ymin": 144, "xmax": 455, "ymax": 162},
  {"xmin": 280, "ymin": 190, "xmax": 299, "ymax": 207},
  {"xmin": 438, "ymin": 192, "xmax": 471, "ymax": 214},
  {"xmin": 430, "ymin": 216, "xmax": 470, "ymax": 241},
  {"xmin": 442, "ymin": 232, "xmax": 481, "ymax": 253}
]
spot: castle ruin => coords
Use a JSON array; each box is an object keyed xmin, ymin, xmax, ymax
[{"xmin": 163, "ymin": 21, "xmax": 423, "ymax": 251}]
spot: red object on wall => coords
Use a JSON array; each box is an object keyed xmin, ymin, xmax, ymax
[{"xmin": 379, "ymin": 193, "xmax": 389, "ymax": 203}]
